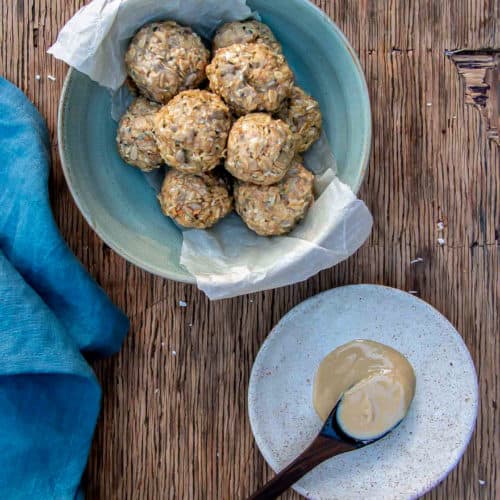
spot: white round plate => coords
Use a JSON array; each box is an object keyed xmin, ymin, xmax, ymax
[{"xmin": 248, "ymin": 285, "xmax": 478, "ymax": 500}]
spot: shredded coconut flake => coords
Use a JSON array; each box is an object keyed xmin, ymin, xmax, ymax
[{"xmin": 410, "ymin": 257, "xmax": 424, "ymax": 264}]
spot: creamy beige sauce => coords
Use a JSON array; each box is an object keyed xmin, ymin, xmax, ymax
[{"xmin": 313, "ymin": 340, "xmax": 416, "ymax": 441}]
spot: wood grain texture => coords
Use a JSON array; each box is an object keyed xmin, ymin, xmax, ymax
[{"xmin": 1, "ymin": 0, "xmax": 499, "ymax": 498}]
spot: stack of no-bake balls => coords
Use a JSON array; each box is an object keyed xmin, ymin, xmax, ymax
[{"xmin": 117, "ymin": 19, "xmax": 322, "ymax": 236}]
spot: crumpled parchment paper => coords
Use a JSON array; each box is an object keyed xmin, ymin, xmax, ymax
[
  {"xmin": 49, "ymin": 0, "xmax": 373, "ymax": 300},
  {"xmin": 48, "ymin": 0, "xmax": 253, "ymax": 89}
]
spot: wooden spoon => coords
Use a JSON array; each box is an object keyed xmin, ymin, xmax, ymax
[{"xmin": 247, "ymin": 400, "xmax": 394, "ymax": 500}]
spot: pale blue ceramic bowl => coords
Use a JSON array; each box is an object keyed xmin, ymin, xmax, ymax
[{"xmin": 58, "ymin": 0, "xmax": 371, "ymax": 283}]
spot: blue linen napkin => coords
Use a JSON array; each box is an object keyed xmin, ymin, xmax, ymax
[{"xmin": 0, "ymin": 77, "xmax": 129, "ymax": 499}]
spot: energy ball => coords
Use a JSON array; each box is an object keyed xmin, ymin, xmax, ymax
[
  {"xmin": 212, "ymin": 20, "xmax": 281, "ymax": 53},
  {"xmin": 116, "ymin": 97, "xmax": 162, "ymax": 171},
  {"xmin": 277, "ymin": 86, "xmax": 322, "ymax": 153},
  {"xmin": 125, "ymin": 21, "xmax": 209, "ymax": 104},
  {"xmin": 154, "ymin": 90, "xmax": 232, "ymax": 174},
  {"xmin": 158, "ymin": 169, "xmax": 233, "ymax": 229},
  {"xmin": 206, "ymin": 43, "xmax": 294, "ymax": 115},
  {"xmin": 225, "ymin": 113, "xmax": 294, "ymax": 185},
  {"xmin": 234, "ymin": 159, "xmax": 314, "ymax": 236}
]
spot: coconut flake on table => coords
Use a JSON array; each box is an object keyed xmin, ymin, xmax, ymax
[{"xmin": 410, "ymin": 257, "xmax": 424, "ymax": 264}]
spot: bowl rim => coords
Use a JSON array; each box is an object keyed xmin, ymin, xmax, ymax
[
  {"xmin": 57, "ymin": 1, "xmax": 371, "ymax": 284},
  {"xmin": 298, "ymin": 0, "xmax": 372, "ymax": 194},
  {"xmin": 57, "ymin": 68, "xmax": 196, "ymax": 284}
]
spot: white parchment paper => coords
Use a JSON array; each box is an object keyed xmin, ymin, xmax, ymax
[
  {"xmin": 49, "ymin": 0, "xmax": 373, "ymax": 300},
  {"xmin": 48, "ymin": 0, "xmax": 253, "ymax": 89}
]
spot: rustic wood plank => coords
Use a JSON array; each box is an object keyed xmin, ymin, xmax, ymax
[{"xmin": 0, "ymin": 0, "xmax": 498, "ymax": 498}]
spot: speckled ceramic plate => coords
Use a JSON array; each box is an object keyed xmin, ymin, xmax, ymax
[{"xmin": 248, "ymin": 285, "xmax": 478, "ymax": 500}]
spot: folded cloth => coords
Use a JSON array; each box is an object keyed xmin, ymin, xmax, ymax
[{"xmin": 0, "ymin": 77, "xmax": 129, "ymax": 498}]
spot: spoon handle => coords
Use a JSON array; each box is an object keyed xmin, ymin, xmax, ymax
[{"xmin": 247, "ymin": 435, "xmax": 355, "ymax": 500}]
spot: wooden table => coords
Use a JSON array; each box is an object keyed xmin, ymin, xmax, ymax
[{"xmin": 1, "ymin": 1, "xmax": 498, "ymax": 498}]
